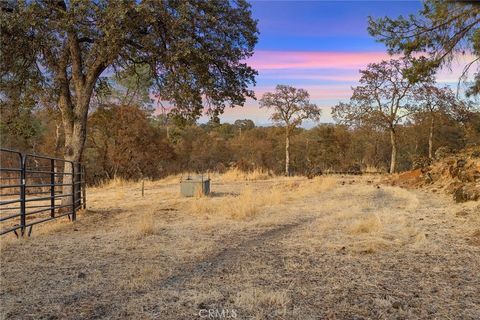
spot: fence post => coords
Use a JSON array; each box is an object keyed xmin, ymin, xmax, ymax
[
  {"xmin": 71, "ymin": 162, "xmax": 76, "ymax": 221},
  {"xmin": 50, "ymin": 158, "xmax": 55, "ymax": 218},
  {"xmin": 77, "ymin": 163, "xmax": 80, "ymax": 209},
  {"xmin": 82, "ymin": 165, "xmax": 86, "ymax": 209},
  {"xmin": 19, "ymin": 154, "xmax": 26, "ymax": 236}
]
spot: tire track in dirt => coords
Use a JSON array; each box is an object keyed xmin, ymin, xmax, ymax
[{"xmin": 159, "ymin": 216, "xmax": 316, "ymax": 289}]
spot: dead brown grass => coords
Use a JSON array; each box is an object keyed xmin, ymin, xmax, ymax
[
  {"xmin": 293, "ymin": 183, "xmax": 429, "ymax": 254},
  {"xmin": 1, "ymin": 174, "xmax": 479, "ymax": 319},
  {"xmin": 131, "ymin": 211, "xmax": 156, "ymax": 237},
  {"xmin": 234, "ymin": 287, "xmax": 289, "ymax": 317},
  {"xmin": 189, "ymin": 176, "xmax": 337, "ymax": 220},
  {"xmin": 216, "ymin": 168, "xmax": 273, "ymax": 182},
  {"xmin": 190, "ymin": 184, "xmax": 281, "ymax": 219}
]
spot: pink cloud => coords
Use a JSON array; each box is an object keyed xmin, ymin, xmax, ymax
[
  {"xmin": 260, "ymin": 73, "xmax": 359, "ymax": 82},
  {"xmin": 248, "ymin": 50, "xmax": 391, "ymax": 70},
  {"xmin": 151, "ymin": 51, "xmax": 477, "ymax": 124},
  {"xmin": 253, "ymin": 85, "xmax": 353, "ymax": 100},
  {"xmin": 250, "ymin": 50, "xmax": 478, "ymax": 83},
  {"xmin": 436, "ymin": 54, "xmax": 478, "ymax": 84}
]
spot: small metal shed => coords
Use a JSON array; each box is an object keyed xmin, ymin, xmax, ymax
[{"xmin": 180, "ymin": 176, "xmax": 210, "ymax": 197}]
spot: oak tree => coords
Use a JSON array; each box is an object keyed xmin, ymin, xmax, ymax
[
  {"xmin": 332, "ymin": 58, "xmax": 425, "ymax": 174},
  {"xmin": 413, "ymin": 83, "xmax": 457, "ymax": 159},
  {"xmin": 1, "ymin": 0, "xmax": 258, "ymax": 202},
  {"xmin": 260, "ymin": 85, "xmax": 321, "ymax": 176}
]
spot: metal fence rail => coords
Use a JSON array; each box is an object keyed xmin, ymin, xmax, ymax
[{"xmin": 0, "ymin": 148, "xmax": 86, "ymax": 237}]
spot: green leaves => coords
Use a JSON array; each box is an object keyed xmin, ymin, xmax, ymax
[
  {"xmin": 333, "ymin": 57, "xmax": 424, "ymax": 130},
  {"xmin": 368, "ymin": 0, "xmax": 480, "ymax": 96},
  {"xmin": 1, "ymin": 0, "xmax": 259, "ymax": 121},
  {"xmin": 259, "ymin": 85, "xmax": 321, "ymax": 128},
  {"xmin": 472, "ymin": 28, "xmax": 480, "ymax": 54}
]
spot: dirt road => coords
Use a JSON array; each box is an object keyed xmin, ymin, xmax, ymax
[{"xmin": 1, "ymin": 176, "xmax": 479, "ymax": 319}]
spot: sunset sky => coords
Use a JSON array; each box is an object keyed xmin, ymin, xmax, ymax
[{"xmin": 196, "ymin": 1, "xmax": 472, "ymax": 126}]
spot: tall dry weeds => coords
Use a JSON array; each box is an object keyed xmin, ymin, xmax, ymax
[
  {"xmin": 131, "ymin": 211, "xmax": 156, "ymax": 237},
  {"xmin": 189, "ymin": 176, "xmax": 337, "ymax": 220},
  {"xmin": 217, "ymin": 168, "xmax": 273, "ymax": 182}
]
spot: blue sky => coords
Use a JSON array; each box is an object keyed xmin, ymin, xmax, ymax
[
  {"xmin": 252, "ymin": 1, "xmax": 421, "ymax": 51},
  {"xmin": 197, "ymin": 1, "xmax": 471, "ymax": 126}
]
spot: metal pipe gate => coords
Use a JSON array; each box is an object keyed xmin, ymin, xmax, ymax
[{"xmin": 0, "ymin": 148, "xmax": 86, "ymax": 237}]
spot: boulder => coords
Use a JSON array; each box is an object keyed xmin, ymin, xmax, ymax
[
  {"xmin": 390, "ymin": 147, "xmax": 480, "ymax": 203},
  {"xmin": 457, "ymin": 169, "xmax": 480, "ymax": 183},
  {"xmin": 453, "ymin": 185, "xmax": 480, "ymax": 203}
]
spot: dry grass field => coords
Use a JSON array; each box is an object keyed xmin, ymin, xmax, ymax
[{"xmin": 1, "ymin": 173, "xmax": 480, "ymax": 319}]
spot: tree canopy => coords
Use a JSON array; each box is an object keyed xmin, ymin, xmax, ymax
[
  {"xmin": 0, "ymin": 0, "xmax": 258, "ymax": 160},
  {"xmin": 332, "ymin": 58, "xmax": 425, "ymax": 129},
  {"xmin": 0, "ymin": 0, "xmax": 259, "ymax": 206},
  {"xmin": 260, "ymin": 85, "xmax": 321, "ymax": 175},
  {"xmin": 260, "ymin": 85, "xmax": 321, "ymax": 129},
  {"xmin": 332, "ymin": 58, "xmax": 427, "ymax": 173},
  {"xmin": 368, "ymin": 0, "xmax": 480, "ymax": 96},
  {"xmin": 1, "ymin": 0, "xmax": 258, "ymax": 113}
]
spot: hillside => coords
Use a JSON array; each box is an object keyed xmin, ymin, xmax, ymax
[{"xmin": 390, "ymin": 147, "xmax": 480, "ymax": 203}]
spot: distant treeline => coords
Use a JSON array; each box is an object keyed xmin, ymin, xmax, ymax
[{"xmin": 2, "ymin": 103, "xmax": 479, "ymax": 184}]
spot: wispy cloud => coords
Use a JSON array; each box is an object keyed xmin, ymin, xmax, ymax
[
  {"xmin": 155, "ymin": 49, "xmax": 477, "ymax": 127},
  {"xmin": 259, "ymin": 73, "xmax": 359, "ymax": 82},
  {"xmin": 248, "ymin": 50, "xmax": 390, "ymax": 70},
  {"xmin": 253, "ymin": 85, "xmax": 353, "ymax": 100}
]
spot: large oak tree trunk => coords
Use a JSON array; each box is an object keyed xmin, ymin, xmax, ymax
[
  {"xmin": 56, "ymin": 30, "xmax": 106, "ymax": 209},
  {"xmin": 389, "ymin": 127, "xmax": 397, "ymax": 174},
  {"xmin": 428, "ymin": 116, "xmax": 434, "ymax": 159},
  {"xmin": 54, "ymin": 123, "xmax": 62, "ymax": 158},
  {"xmin": 285, "ymin": 127, "xmax": 290, "ymax": 176},
  {"xmin": 60, "ymin": 92, "xmax": 90, "ymax": 209}
]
